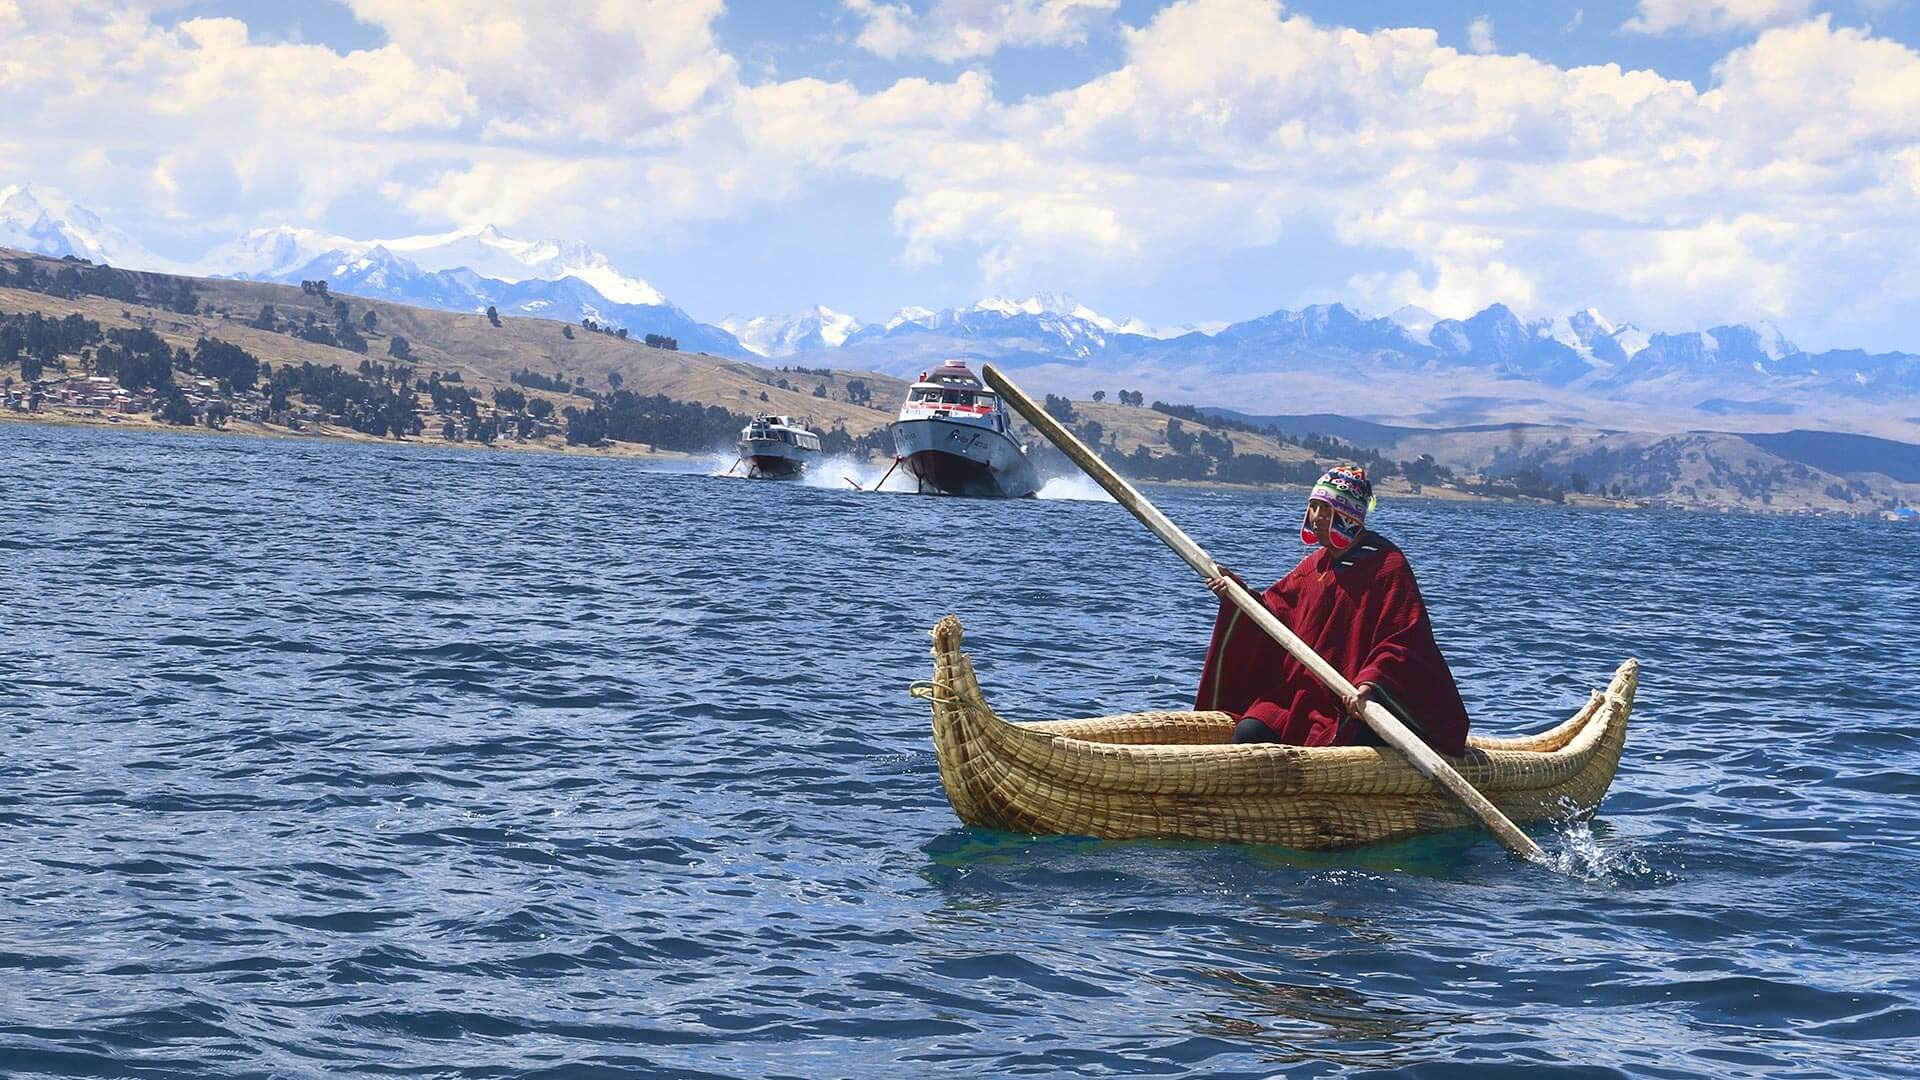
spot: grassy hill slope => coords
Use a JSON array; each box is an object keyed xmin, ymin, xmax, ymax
[
  {"xmin": 0, "ymin": 249, "xmax": 1313, "ymax": 469},
  {"xmin": 4, "ymin": 249, "xmax": 1912, "ymax": 516}
]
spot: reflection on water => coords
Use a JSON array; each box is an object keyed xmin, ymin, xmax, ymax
[{"xmin": 1186, "ymin": 966, "xmax": 1457, "ymax": 1069}]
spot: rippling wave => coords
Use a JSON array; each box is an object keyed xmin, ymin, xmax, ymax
[{"xmin": 1, "ymin": 422, "xmax": 1916, "ymax": 1078}]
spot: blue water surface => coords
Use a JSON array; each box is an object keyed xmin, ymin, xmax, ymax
[{"xmin": 1, "ymin": 422, "xmax": 1916, "ymax": 1079}]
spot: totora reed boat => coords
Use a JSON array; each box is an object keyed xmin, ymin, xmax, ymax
[{"xmin": 920, "ymin": 615, "xmax": 1637, "ymax": 850}]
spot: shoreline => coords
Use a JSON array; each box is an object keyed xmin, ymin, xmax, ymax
[
  {"xmin": 1, "ymin": 408, "xmax": 1898, "ymax": 520},
  {"xmin": 0, "ymin": 405, "xmax": 704, "ymax": 466}
]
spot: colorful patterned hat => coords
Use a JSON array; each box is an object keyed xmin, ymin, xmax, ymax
[{"xmin": 1302, "ymin": 465, "xmax": 1374, "ymax": 549}]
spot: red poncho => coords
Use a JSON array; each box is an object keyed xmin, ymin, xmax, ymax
[{"xmin": 1194, "ymin": 534, "xmax": 1470, "ymax": 755}]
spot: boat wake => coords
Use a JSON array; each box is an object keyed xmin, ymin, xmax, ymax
[
  {"xmin": 802, "ymin": 456, "xmax": 918, "ymax": 493},
  {"xmin": 698, "ymin": 453, "xmax": 1115, "ymax": 501},
  {"xmin": 1036, "ymin": 474, "xmax": 1116, "ymax": 502},
  {"xmin": 701, "ymin": 450, "xmax": 743, "ymax": 477}
]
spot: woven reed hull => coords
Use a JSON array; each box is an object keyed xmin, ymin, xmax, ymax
[{"xmin": 925, "ymin": 615, "xmax": 1636, "ymax": 851}]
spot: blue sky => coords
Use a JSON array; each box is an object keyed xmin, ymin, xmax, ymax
[{"xmin": 5, "ymin": 1, "xmax": 1920, "ymax": 350}]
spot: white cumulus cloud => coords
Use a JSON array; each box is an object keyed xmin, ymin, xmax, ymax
[
  {"xmin": 843, "ymin": 0, "xmax": 1121, "ymax": 62},
  {"xmin": 1623, "ymin": 0, "xmax": 1815, "ymax": 36},
  {"xmin": 1467, "ymin": 14, "xmax": 1496, "ymax": 54},
  {"xmin": 845, "ymin": 0, "xmax": 1920, "ymax": 336},
  {"xmin": 0, "ymin": 0, "xmax": 1917, "ymax": 349}
]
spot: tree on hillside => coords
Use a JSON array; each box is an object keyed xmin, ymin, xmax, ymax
[
  {"xmin": 252, "ymin": 304, "xmax": 278, "ymax": 331},
  {"xmin": 1044, "ymin": 393, "xmax": 1077, "ymax": 423},
  {"xmin": 157, "ymin": 392, "xmax": 196, "ymax": 425},
  {"xmin": 362, "ymin": 310, "xmax": 377, "ymax": 331},
  {"xmin": 388, "ymin": 335, "xmax": 411, "ymax": 360},
  {"xmin": 1092, "ymin": 390, "xmax": 1106, "ymax": 402},
  {"xmin": 192, "ymin": 337, "xmax": 260, "ymax": 393},
  {"xmin": 98, "ymin": 327, "xmax": 177, "ymax": 391},
  {"xmin": 486, "ymin": 305, "xmax": 502, "ymax": 327},
  {"xmin": 607, "ymin": 371, "xmax": 623, "ymax": 389},
  {"xmin": 562, "ymin": 325, "xmax": 574, "ymax": 339},
  {"xmin": 1166, "ymin": 417, "xmax": 1194, "ymax": 454}
]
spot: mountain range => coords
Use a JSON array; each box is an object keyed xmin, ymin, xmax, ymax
[
  {"xmin": 201, "ymin": 224, "xmax": 744, "ymax": 356},
  {"xmin": 5, "ymin": 184, "xmax": 1917, "ymax": 436},
  {"xmin": 0, "ymin": 185, "xmax": 161, "ymax": 268}
]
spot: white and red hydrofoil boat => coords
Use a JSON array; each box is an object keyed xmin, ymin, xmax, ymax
[
  {"xmin": 886, "ymin": 360, "xmax": 1039, "ymax": 498},
  {"xmin": 736, "ymin": 414, "xmax": 821, "ymax": 478}
]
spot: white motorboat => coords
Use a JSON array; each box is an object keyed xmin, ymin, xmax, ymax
[
  {"xmin": 736, "ymin": 414, "xmax": 821, "ymax": 478},
  {"xmin": 886, "ymin": 360, "xmax": 1039, "ymax": 498}
]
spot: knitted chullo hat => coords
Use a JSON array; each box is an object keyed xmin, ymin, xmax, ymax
[{"xmin": 1301, "ymin": 465, "xmax": 1374, "ymax": 548}]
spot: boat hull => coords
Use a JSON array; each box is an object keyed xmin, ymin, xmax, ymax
[
  {"xmin": 921, "ymin": 615, "xmax": 1636, "ymax": 851},
  {"xmin": 739, "ymin": 438, "xmax": 811, "ymax": 478},
  {"xmin": 889, "ymin": 418, "xmax": 1039, "ymax": 498}
]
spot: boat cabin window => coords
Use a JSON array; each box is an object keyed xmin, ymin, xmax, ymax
[{"xmin": 915, "ymin": 388, "xmax": 977, "ymax": 405}]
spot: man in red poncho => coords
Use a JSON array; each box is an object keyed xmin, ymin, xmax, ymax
[{"xmin": 1196, "ymin": 465, "xmax": 1470, "ymax": 755}]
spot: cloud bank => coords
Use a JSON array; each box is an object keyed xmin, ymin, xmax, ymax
[{"xmin": 1, "ymin": 0, "xmax": 1916, "ymax": 345}]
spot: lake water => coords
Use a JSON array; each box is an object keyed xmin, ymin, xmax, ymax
[{"xmin": 2, "ymin": 422, "xmax": 1917, "ymax": 1079}]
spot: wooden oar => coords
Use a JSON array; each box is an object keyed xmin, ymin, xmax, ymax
[{"xmin": 982, "ymin": 364, "xmax": 1547, "ymax": 863}]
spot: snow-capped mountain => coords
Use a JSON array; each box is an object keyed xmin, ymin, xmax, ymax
[
  {"xmin": 200, "ymin": 224, "xmax": 742, "ymax": 356},
  {"xmin": 1603, "ymin": 322, "xmax": 1816, "ymax": 388},
  {"xmin": 720, "ymin": 306, "xmax": 863, "ymax": 358},
  {"xmin": 0, "ymin": 185, "xmax": 167, "ymax": 269},
  {"xmin": 835, "ymin": 294, "xmax": 1175, "ymax": 372},
  {"xmin": 1426, "ymin": 304, "xmax": 1592, "ymax": 386},
  {"xmin": 965, "ymin": 293, "xmax": 1181, "ymax": 339},
  {"xmin": 1213, "ymin": 302, "xmax": 1428, "ymax": 356},
  {"xmin": 202, "ymin": 223, "xmax": 666, "ymax": 306},
  {"xmin": 790, "ymin": 293, "xmax": 1920, "ymax": 404},
  {"xmin": 1387, "ymin": 305, "xmax": 1440, "ymax": 345}
]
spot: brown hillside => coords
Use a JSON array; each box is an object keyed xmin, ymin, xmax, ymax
[{"xmin": 0, "ymin": 249, "xmax": 1314, "ymax": 466}]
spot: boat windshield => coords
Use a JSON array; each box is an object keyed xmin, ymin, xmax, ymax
[{"xmin": 911, "ymin": 387, "xmax": 978, "ymax": 406}]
